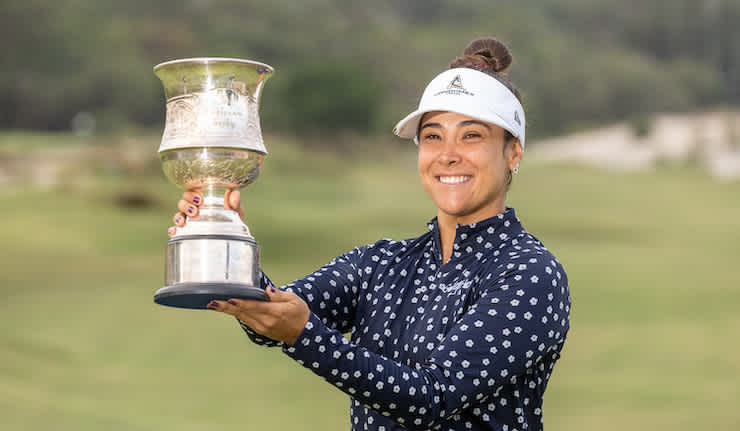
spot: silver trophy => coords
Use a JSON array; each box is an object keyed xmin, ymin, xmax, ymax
[{"xmin": 152, "ymin": 58, "xmax": 273, "ymax": 309}]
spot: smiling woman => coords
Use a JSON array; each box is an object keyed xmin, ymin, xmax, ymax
[
  {"xmin": 416, "ymin": 111, "xmax": 522, "ymax": 262},
  {"xmin": 393, "ymin": 38, "xmax": 526, "ymax": 265},
  {"xmin": 174, "ymin": 37, "xmax": 571, "ymax": 431}
]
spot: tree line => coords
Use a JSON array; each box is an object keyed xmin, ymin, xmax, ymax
[{"xmin": 1, "ymin": 0, "xmax": 738, "ymax": 139}]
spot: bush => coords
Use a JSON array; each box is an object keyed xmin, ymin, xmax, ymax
[{"xmin": 262, "ymin": 62, "xmax": 384, "ymax": 137}]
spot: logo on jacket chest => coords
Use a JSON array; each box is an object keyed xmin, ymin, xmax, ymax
[{"xmin": 438, "ymin": 278, "xmax": 473, "ymax": 295}]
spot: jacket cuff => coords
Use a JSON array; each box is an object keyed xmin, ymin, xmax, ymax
[
  {"xmin": 282, "ymin": 313, "xmax": 332, "ymax": 361},
  {"xmin": 237, "ymin": 318, "xmax": 283, "ymax": 348}
]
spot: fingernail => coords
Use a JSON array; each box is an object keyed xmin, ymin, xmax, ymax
[
  {"xmin": 227, "ymin": 299, "xmax": 237, "ymax": 305},
  {"xmin": 192, "ymin": 196, "xmax": 200, "ymax": 204},
  {"xmin": 175, "ymin": 215, "xmax": 183, "ymax": 223},
  {"xmin": 207, "ymin": 300, "xmax": 218, "ymax": 308},
  {"xmin": 187, "ymin": 206, "xmax": 195, "ymax": 214},
  {"xmin": 168, "ymin": 227, "xmax": 176, "ymax": 236},
  {"xmin": 270, "ymin": 287, "xmax": 277, "ymax": 293}
]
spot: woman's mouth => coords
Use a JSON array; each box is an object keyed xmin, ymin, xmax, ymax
[{"xmin": 438, "ymin": 175, "xmax": 472, "ymax": 184}]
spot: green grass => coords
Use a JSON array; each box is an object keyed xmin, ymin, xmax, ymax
[{"xmin": 1, "ymin": 133, "xmax": 739, "ymax": 430}]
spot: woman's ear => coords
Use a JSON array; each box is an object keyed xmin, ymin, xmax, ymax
[{"xmin": 507, "ymin": 139, "xmax": 523, "ymax": 170}]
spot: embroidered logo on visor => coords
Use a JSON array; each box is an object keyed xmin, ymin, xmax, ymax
[
  {"xmin": 514, "ymin": 110, "xmax": 521, "ymax": 126},
  {"xmin": 433, "ymin": 75, "xmax": 474, "ymax": 97},
  {"xmin": 448, "ymin": 75, "xmax": 464, "ymax": 90}
]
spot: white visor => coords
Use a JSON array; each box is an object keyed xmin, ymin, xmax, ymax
[{"xmin": 393, "ymin": 68, "xmax": 525, "ymax": 149}]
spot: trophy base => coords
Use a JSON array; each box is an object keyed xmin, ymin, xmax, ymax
[
  {"xmin": 157, "ymin": 233, "xmax": 264, "ymax": 310},
  {"xmin": 154, "ymin": 283, "xmax": 268, "ymax": 309}
]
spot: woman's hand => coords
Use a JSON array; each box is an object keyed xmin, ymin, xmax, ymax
[
  {"xmin": 168, "ymin": 189, "xmax": 245, "ymax": 237},
  {"xmin": 207, "ymin": 287, "xmax": 311, "ymax": 345}
]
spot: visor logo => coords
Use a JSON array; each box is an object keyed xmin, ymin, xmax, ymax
[
  {"xmin": 448, "ymin": 75, "xmax": 464, "ymax": 90},
  {"xmin": 433, "ymin": 74, "xmax": 474, "ymax": 97},
  {"xmin": 514, "ymin": 110, "xmax": 521, "ymax": 126}
]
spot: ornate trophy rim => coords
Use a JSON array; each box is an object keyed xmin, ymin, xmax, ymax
[
  {"xmin": 153, "ymin": 57, "xmax": 274, "ymax": 73},
  {"xmin": 154, "ymin": 56, "xmax": 272, "ymax": 154}
]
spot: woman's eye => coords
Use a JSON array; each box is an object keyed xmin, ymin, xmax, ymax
[
  {"xmin": 422, "ymin": 133, "xmax": 440, "ymax": 140},
  {"xmin": 463, "ymin": 132, "xmax": 482, "ymax": 139}
]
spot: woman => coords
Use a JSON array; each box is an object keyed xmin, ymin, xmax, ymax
[{"xmin": 171, "ymin": 37, "xmax": 571, "ymax": 431}]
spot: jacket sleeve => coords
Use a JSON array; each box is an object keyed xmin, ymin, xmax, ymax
[
  {"xmin": 239, "ymin": 246, "xmax": 368, "ymax": 347},
  {"xmin": 280, "ymin": 256, "xmax": 570, "ymax": 429}
]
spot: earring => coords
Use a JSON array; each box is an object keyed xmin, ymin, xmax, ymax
[{"xmin": 513, "ymin": 164, "xmax": 519, "ymax": 174}]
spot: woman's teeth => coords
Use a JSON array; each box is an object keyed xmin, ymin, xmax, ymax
[{"xmin": 439, "ymin": 176, "xmax": 471, "ymax": 184}]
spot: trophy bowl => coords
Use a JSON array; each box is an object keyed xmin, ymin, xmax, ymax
[{"xmin": 152, "ymin": 58, "xmax": 273, "ymax": 309}]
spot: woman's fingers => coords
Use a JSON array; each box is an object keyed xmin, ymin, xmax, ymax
[
  {"xmin": 172, "ymin": 212, "xmax": 187, "ymax": 227},
  {"xmin": 167, "ymin": 189, "xmax": 203, "ymax": 236},
  {"xmin": 170, "ymin": 188, "xmax": 242, "ymax": 234},
  {"xmin": 206, "ymin": 287, "xmax": 310, "ymax": 344},
  {"xmin": 207, "ymin": 297, "xmax": 269, "ymax": 318},
  {"xmin": 225, "ymin": 189, "xmax": 241, "ymax": 210},
  {"xmin": 224, "ymin": 189, "xmax": 245, "ymax": 220},
  {"xmin": 177, "ymin": 199, "xmax": 199, "ymax": 218},
  {"xmin": 177, "ymin": 190, "xmax": 203, "ymax": 222},
  {"xmin": 207, "ymin": 299, "xmax": 269, "ymax": 334},
  {"xmin": 209, "ymin": 299, "xmax": 265, "ymax": 330},
  {"xmin": 183, "ymin": 190, "xmax": 204, "ymax": 207},
  {"xmin": 169, "ymin": 211, "xmax": 187, "ymax": 236}
]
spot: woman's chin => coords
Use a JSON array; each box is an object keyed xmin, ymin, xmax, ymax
[
  {"xmin": 437, "ymin": 205, "xmax": 474, "ymax": 220},
  {"xmin": 436, "ymin": 201, "xmax": 504, "ymax": 224}
]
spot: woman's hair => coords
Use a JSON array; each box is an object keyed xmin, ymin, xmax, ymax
[
  {"xmin": 449, "ymin": 37, "xmax": 522, "ymax": 187},
  {"xmin": 448, "ymin": 37, "xmax": 522, "ymax": 105}
]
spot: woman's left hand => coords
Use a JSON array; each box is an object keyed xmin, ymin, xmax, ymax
[{"xmin": 207, "ymin": 287, "xmax": 311, "ymax": 345}]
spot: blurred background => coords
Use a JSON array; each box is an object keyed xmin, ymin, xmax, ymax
[{"xmin": 1, "ymin": 0, "xmax": 739, "ymax": 430}]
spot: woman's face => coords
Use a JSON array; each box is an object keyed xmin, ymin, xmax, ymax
[{"xmin": 417, "ymin": 111, "xmax": 522, "ymax": 225}]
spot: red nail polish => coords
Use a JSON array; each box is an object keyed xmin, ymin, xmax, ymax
[
  {"xmin": 187, "ymin": 206, "xmax": 195, "ymax": 214},
  {"xmin": 270, "ymin": 287, "xmax": 277, "ymax": 293},
  {"xmin": 192, "ymin": 196, "xmax": 201, "ymax": 204},
  {"xmin": 227, "ymin": 299, "xmax": 237, "ymax": 305}
]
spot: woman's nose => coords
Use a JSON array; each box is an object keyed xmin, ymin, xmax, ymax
[{"xmin": 438, "ymin": 139, "xmax": 461, "ymax": 165}]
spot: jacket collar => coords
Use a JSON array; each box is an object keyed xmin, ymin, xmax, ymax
[{"xmin": 427, "ymin": 207, "xmax": 523, "ymax": 264}]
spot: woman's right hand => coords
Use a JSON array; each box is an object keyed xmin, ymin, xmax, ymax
[{"xmin": 168, "ymin": 189, "xmax": 244, "ymax": 237}]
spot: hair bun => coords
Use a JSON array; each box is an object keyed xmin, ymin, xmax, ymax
[{"xmin": 451, "ymin": 37, "xmax": 513, "ymax": 74}]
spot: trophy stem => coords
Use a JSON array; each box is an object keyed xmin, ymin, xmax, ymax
[
  {"xmin": 202, "ymin": 184, "xmax": 227, "ymax": 212},
  {"xmin": 181, "ymin": 184, "xmax": 249, "ymax": 234}
]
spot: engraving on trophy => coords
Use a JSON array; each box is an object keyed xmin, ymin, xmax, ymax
[
  {"xmin": 245, "ymin": 95, "xmax": 262, "ymax": 145},
  {"xmin": 163, "ymin": 96, "xmax": 198, "ymax": 140},
  {"xmin": 210, "ymin": 89, "xmax": 245, "ymax": 132},
  {"xmin": 158, "ymin": 88, "xmax": 263, "ymax": 152}
]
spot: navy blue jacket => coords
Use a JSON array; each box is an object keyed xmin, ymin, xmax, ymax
[{"xmin": 241, "ymin": 208, "xmax": 570, "ymax": 431}]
